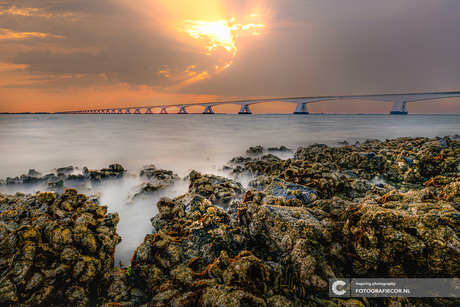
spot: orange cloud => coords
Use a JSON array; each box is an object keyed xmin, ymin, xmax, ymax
[{"xmin": 0, "ymin": 29, "xmax": 65, "ymax": 40}]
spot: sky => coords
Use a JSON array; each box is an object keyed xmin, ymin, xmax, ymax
[{"xmin": 1, "ymin": 0, "xmax": 460, "ymax": 114}]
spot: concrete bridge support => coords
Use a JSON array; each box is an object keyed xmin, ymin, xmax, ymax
[
  {"xmin": 145, "ymin": 108, "xmax": 153, "ymax": 114},
  {"xmin": 390, "ymin": 101, "xmax": 408, "ymax": 115},
  {"xmin": 238, "ymin": 105, "xmax": 252, "ymax": 114},
  {"xmin": 202, "ymin": 106, "xmax": 214, "ymax": 114},
  {"xmin": 134, "ymin": 108, "xmax": 141, "ymax": 114},
  {"xmin": 160, "ymin": 108, "xmax": 168, "ymax": 114},
  {"xmin": 178, "ymin": 107, "xmax": 188, "ymax": 114},
  {"xmin": 125, "ymin": 109, "xmax": 131, "ymax": 114},
  {"xmin": 117, "ymin": 109, "xmax": 123, "ymax": 114},
  {"xmin": 294, "ymin": 102, "xmax": 309, "ymax": 114}
]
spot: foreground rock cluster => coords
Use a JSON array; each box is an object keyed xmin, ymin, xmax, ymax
[
  {"xmin": 0, "ymin": 189, "xmax": 122, "ymax": 306},
  {"xmin": 1, "ymin": 136, "xmax": 460, "ymax": 306}
]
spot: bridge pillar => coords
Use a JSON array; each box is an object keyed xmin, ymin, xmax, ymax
[
  {"xmin": 125, "ymin": 109, "xmax": 131, "ymax": 114},
  {"xmin": 390, "ymin": 101, "xmax": 408, "ymax": 115},
  {"xmin": 117, "ymin": 109, "xmax": 123, "ymax": 114},
  {"xmin": 145, "ymin": 108, "xmax": 153, "ymax": 114},
  {"xmin": 160, "ymin": 108, "xmax": 168, "ymax": 114},
  {"xmin": 178, "ymin": 107, "xmax": 188, "ymax": 114},
  {"xmin": 202, "ymin": 106, "xmax": 214, "ymax": 114},
  {"xmin": 238, "ymin": 104, "xmax": 252, "ymax": 114},
  {"xmin": 293, "ymin": 102, "xmax": 309, "ymax": 114},
  {"xmin": 134, "ymin": 108, "xmax": 141, "ymax": 114},
  {"xmin": 111, "ymin": 109, "xmax": 116, "ymax": 114}
]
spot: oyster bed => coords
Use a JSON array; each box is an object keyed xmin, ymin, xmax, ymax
[{"xmin": 1, "ymin": 136, "xmax": 460, "ymax": 306}]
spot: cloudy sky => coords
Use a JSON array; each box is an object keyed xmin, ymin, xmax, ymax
[{"xmin": 1, "ymin": 0, "xmax": 460, "ymax": 113}]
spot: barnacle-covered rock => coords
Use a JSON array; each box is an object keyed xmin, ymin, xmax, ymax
[
  {"xmin": 267, "ymin": 146, "xmax": 291, "ymax": 152},
  {"xmin": 0, "ymin": 189, "xmax": 122, "ymax": 307},
  {"xmin": 139, "ymin": 164, "xmax": 179, "ymax": 185},
  {"xmin": 188, "ymin": 170, "xmax": 244, "ymax": 206},
  {"xmin": 341, "ymin": 193, "xmax": 460, "ymax": 278},
  {"xmin": 249, "ymin": 177, "xmax": 318, "ymax": 205},
  {"xmin": 125, "ymin": 166, "xmax": 180, "ymax": 202},
  {"xmin": 89, "ymin": 164, "xmax": 125, "ymax": 182},
  {"xmin": 246, "ymin": 145, "xmax": 264, "ymax": 156}
]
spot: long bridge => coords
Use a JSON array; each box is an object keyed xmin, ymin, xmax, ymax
[{"xmin": 61, "ymin": 91, "xmax": 460, "ymax": 115}]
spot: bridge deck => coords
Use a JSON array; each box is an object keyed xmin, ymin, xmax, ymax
[{"xmin": 61, "ymin": 91, "xmax": 460, "ymax": 115}]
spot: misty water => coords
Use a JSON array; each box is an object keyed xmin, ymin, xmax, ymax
[{"xmin": 1, "ymin": 114, "xmax": 459, "ymax": 264}]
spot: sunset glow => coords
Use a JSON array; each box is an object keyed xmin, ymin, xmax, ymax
[
  {"xmin": 0, "ymin": 29, "xmax": 65, "ymax": 40},
  {"xmin": 180, "ymin": 18, "xmax": 265, "ymax": 59},
  {"xmin": 0, "ymin": 0, "xmax": 459, "ymax": 113}
]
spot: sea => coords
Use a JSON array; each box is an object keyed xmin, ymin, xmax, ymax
[{"xmin": 1, "ymin": 114, "xmax": 459, "ymax": 264}]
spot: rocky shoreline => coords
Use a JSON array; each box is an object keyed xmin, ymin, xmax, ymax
[{"xmin": 1, "ymin": 136, "xmax": 460, "ymax": 306}]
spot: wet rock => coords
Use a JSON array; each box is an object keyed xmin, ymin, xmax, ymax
[
  {"xmin": 89, "ymin": 164, "xmax": 125, "ymax": 182},
  {"xmin": 88, "ymin": 193, "xmax": 101, "ymax": 205},
  {"xmin": 127, "ymin": 182, "xmax": 169, "ymax": 202},
  {"xmin": 249, "ymin": 176, "xmax": 318, "ymax": 205},
  {"xmin": 246, "ymin": 146, "xmax": 264, "ymax": 156},
  {"xmin": 0, "ymin": 189, "xmax": 122, "ymax": 306},
  {"xmin": 20, "ymin": 175, "xmax": 42, "ymax": 184},
  {"xmin": 5, "ymin": 177, "xmax": 20, "ymax": 185},
  {"xmin": 261, "ymin": 154, "xmax": 282, "ymax": 162},
  {"xmin": 188, "ymin": 170, "xmax": 244, "ymax": 206},
  {"xmin": 28, "ymin": 169, "xmax": 41, "ymax": 176},
  {"xmin": 267, "ymin": 146, "xmax": 291, "ymax": 152},
  {"xmin": 341, "ymin": 193, "xmax": 460, "ymax": 278},
  {"xmin": 139, "ymin": 164, "xmax": 179, "ymax": 185},
  {"xmin": 47, "ymin": 179, "xmax": 64, "ymax": 191},
  {"xmin": 56, "ymin": 166, "xmax": 74, "ymax": 173},
  {"xmin": 67, "ymin": 174, "xmax": 86, "ymax": 182},
  {"xmin": 228, "ymin": 156, "xmax": 255, "ymax": 165}
]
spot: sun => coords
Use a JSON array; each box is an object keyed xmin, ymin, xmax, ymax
[
  {"xmin": 180, "ymin": 16, "xmax": 265, "ymax": 59},
  {"xmin": 183, "ymin": 20, "xmax": 237, "ymax": 54}
]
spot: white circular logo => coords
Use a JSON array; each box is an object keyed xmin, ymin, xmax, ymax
[{"xmin": 332, "ymin": 280, "xmax": 347, "ymax": 296}]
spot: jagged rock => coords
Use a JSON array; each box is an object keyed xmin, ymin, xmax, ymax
[
  {"xmin": 0, "ymin": 189, "xmax": 122, "ymax": 307},
  {"xmin": 139, "ymin": 165, "xmax": 179, "ymax": 185},
  {"xmin": 260, "ymin": 154, "xmax": 282, "ymax": 162},
  {"xmin": 127, "ymin": 182, "xmax": 169, "ymax": 202},
  {"xmin": 47, "ymin": 179, "xmax": 64, "ymax": 191},
  {"xmin": 246, "ymin": 146, "xmax": 264, "ymax": 156},
  {"xmin": 56, "ymin": 166, "xmax": 74, "ymax": 173},
  {"xmin": 125, "ymin": 167, "xmax": 179, "ymax": 202},
  {"xmin": 188, "ymin": 170, "xmax": 244, "ymax": 206},
  {"xmin": 28, "ymin": 169, "xmax": 41, "ymax": 176},
  {"xmin": 249, "ymin": 176, "xmax": 318, "ymax": 205},
  {"xmin": 267, "ymin": 146, "xmax": 291, "ymax": 152},
  {"xmin": 227, "ymin": 156, "xmax": 254, "ymax": 165},
  {"xmin": 89, "ymin": 164, "xmax": 125, "ymax": 182}
]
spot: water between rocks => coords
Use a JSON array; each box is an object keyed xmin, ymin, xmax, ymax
[{"xmin": 1, "ymin": 114, "xmax": 459, "ymax": 264}]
